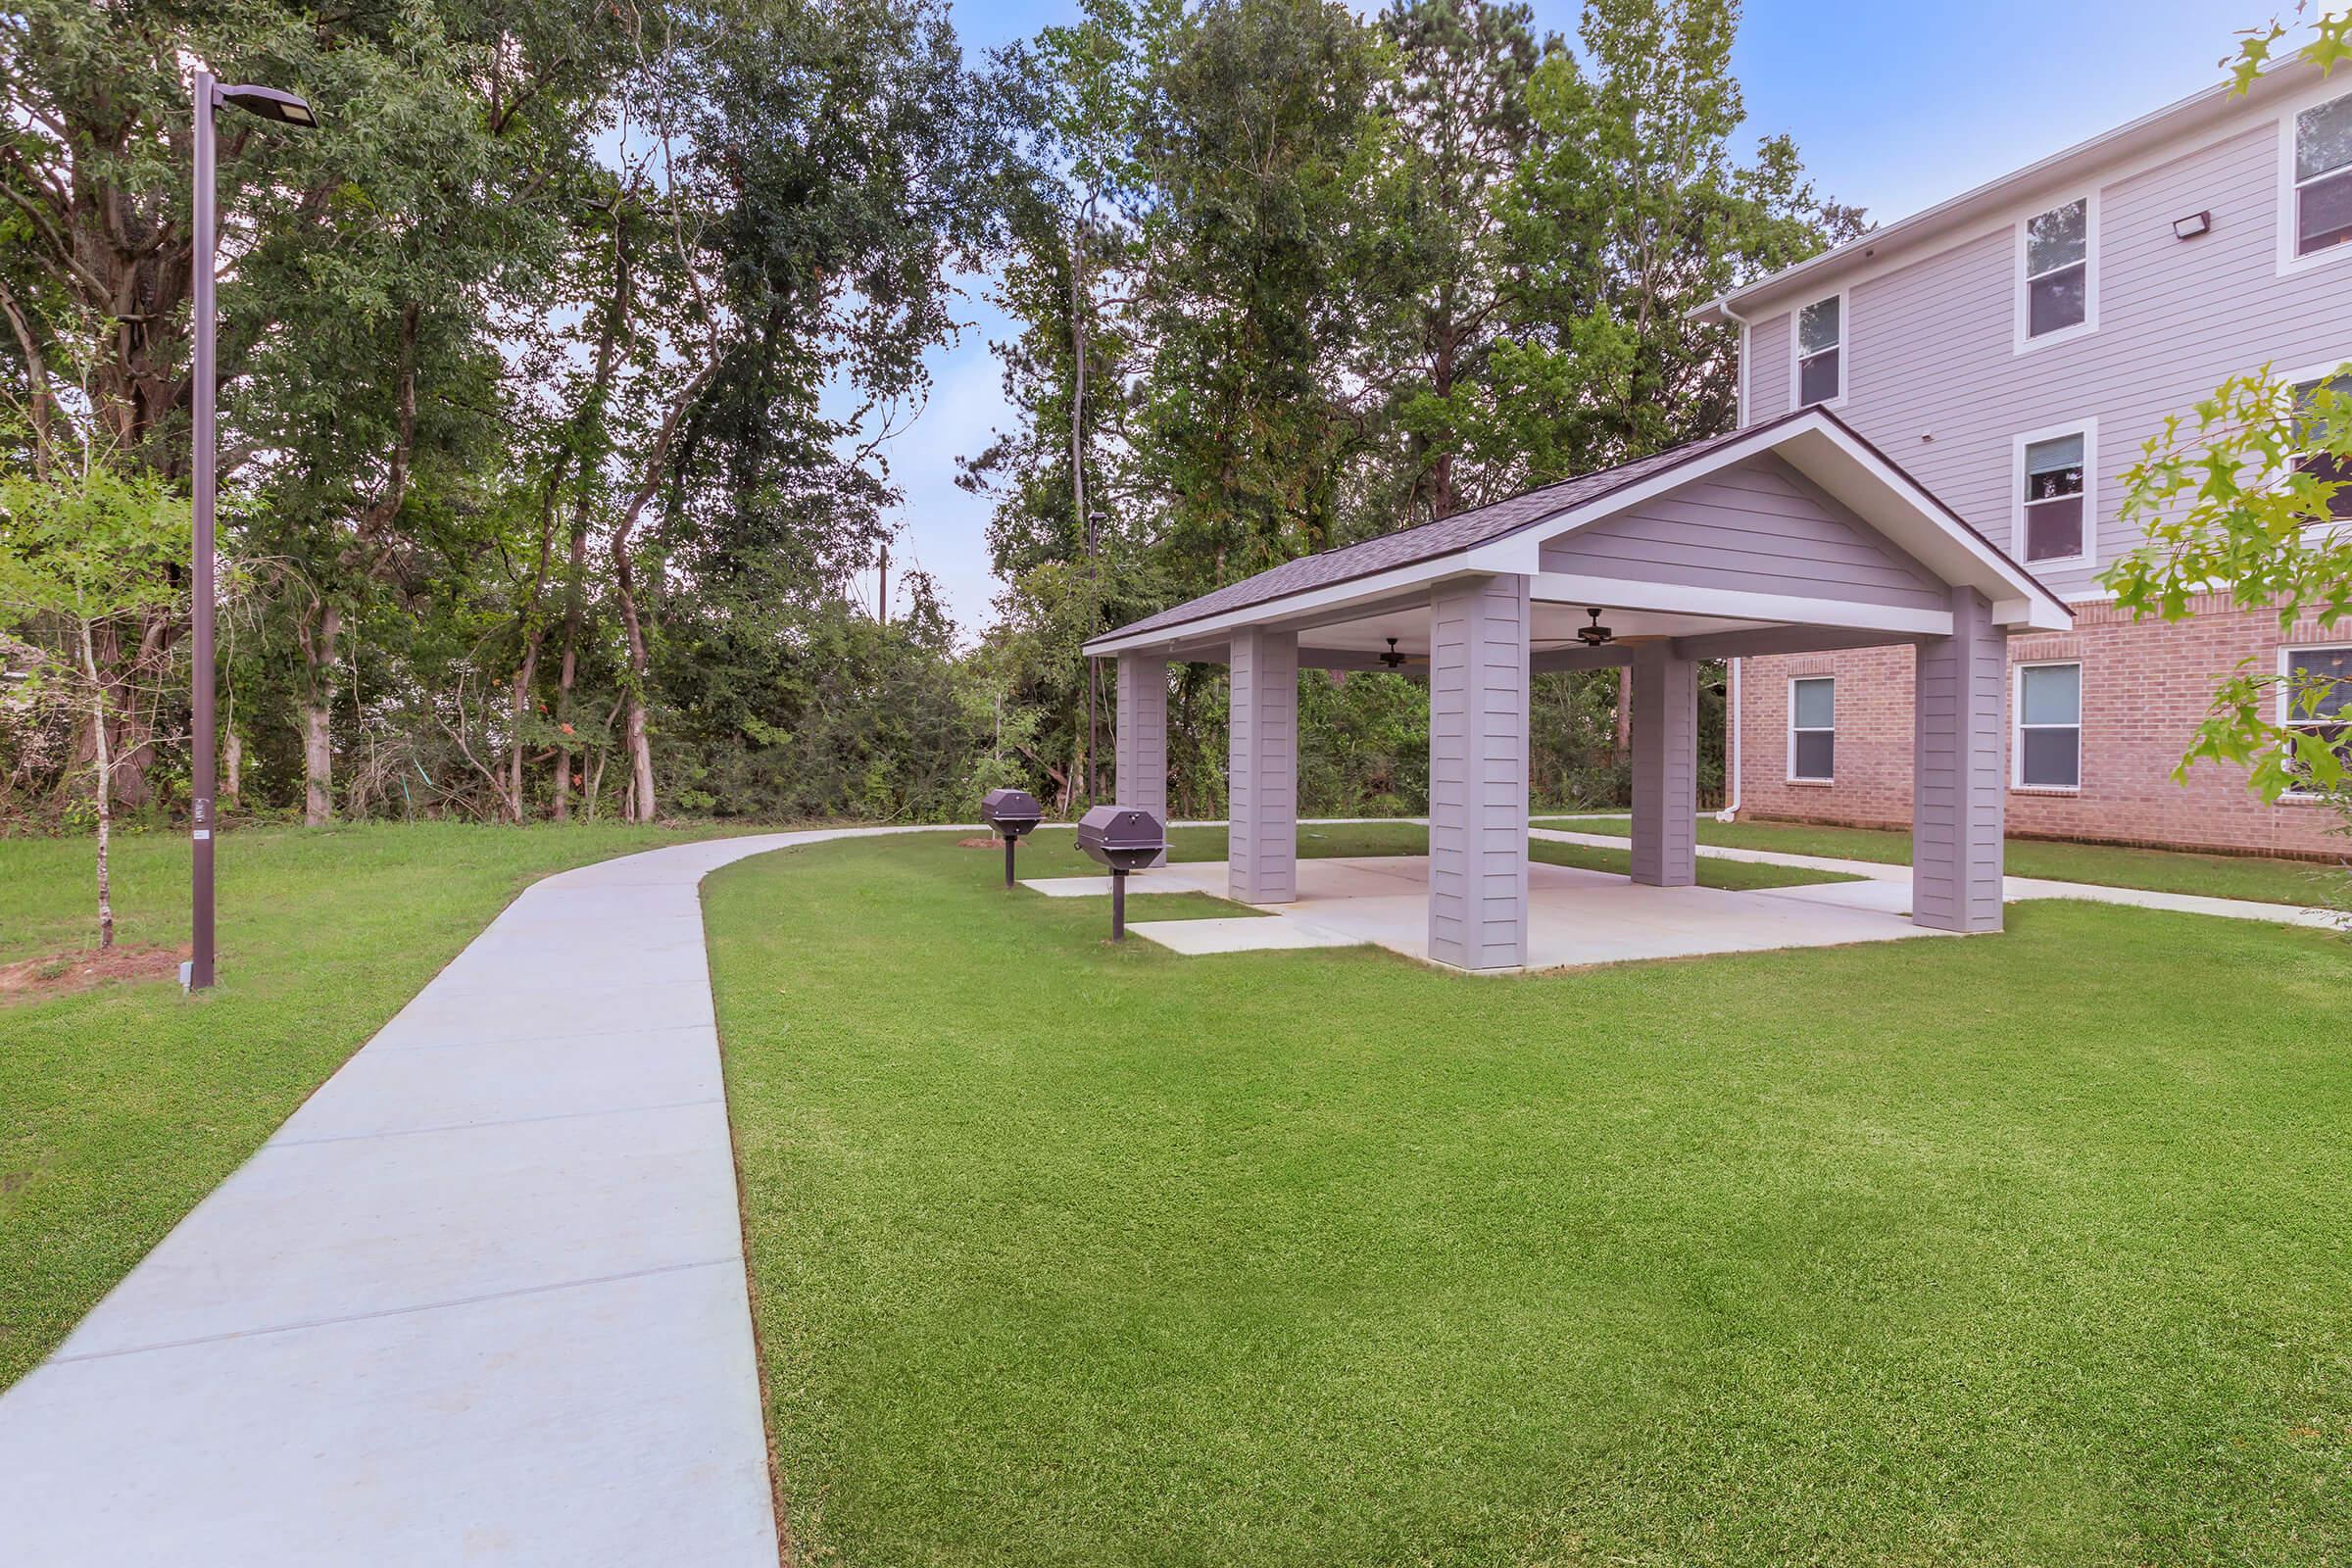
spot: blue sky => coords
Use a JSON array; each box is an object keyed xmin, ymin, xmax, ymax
[{"xmin": 855, "ymin": 0, "xmax": 2253, "ymax": 634}]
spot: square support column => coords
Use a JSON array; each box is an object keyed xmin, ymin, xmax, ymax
[
  {"xmin": 1114, "ymin": 653, "xmax": 1169, "ymax": 867},
  {"xmin": 1628, "ymin": 645, "xmax": 1699, "ymax": 888},
  {"xmin": 1228, "ymin": 628, "xmax": 1298, "ymax": 904},
  {"xmin": 1913, "ymin": 587, "xmax": 2008, "ymax": 932},
  {"xmin": 1427, "ymin": 573, "xmax": 1531, "ymax": 970}
]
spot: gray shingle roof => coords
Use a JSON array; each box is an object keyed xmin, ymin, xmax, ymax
[{"xmin": 1102, "ymin": 416, "xmax": 1781, "ymax": 644}]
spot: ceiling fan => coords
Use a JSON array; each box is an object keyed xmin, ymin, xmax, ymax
[
  {"xmin": 1575, "ymin": 608, "xmax": 1613, "ymax": 647},
  {"xmin": 1379, "ymin": 637, "xmax": 1412, "ymax": 669}
]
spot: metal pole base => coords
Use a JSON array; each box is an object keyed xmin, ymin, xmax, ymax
[
  {"xmin": 1110, "ymin": 868, "xmax": 1127, "ymax": 941},
  {"xmin": 1004, "ymin": 837, "xmax": 1016, "ymax": 890}
]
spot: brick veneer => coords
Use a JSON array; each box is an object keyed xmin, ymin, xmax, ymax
[{"xmin": 1738, "ymin": 595, "xmax": 2349, "ymax": 859}]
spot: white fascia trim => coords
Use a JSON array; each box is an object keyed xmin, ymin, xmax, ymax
[
  {"xmin": 2009, "ymin": 416, "xmax": 2100, "ymax": 574},
  {"xmin": 1786, "ymin": 288, "xmax": 1849, "ymax": 412},
  {"xmin": 1531, "ymin": 572, "xmax": 1954, "ymax": 638},
  {"xmin": 2012, "ymin": 190, "xmax": 2100, "ymax": 355},
  {"xmin": 1082, "ymin": 554, "xmax": 1482, "ymax": 657},
  {"xmin": 2277, "ymin": 76, "xmax": 2352, "ymax": 278}
]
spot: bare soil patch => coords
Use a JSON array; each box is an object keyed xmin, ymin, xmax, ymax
[
  {"xmin": 956, "ymin": 835, "xmax": 1008, "ymax": 850},
  {"xmin": 0, "ymin": 943, "xmax": 188, "ymax": 1004}
]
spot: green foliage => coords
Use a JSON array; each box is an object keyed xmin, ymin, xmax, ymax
[{"xmin": 2106, "ymin": 365, "xmax": 2352, "ymax": 799}]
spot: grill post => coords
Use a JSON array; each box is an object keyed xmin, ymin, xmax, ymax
[
  {"xmin": 1111, "ymin": 867, "xmax": 1128, "ymax": 940},
  {"xmin": 1004, "ymin": 835, "xmax": 1017, "ymax": 890}
]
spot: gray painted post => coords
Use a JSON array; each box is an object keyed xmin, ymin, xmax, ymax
[
  {"xmin": 1114, "ymin": 652, "xmax": 1170, "ymax": 867},
  {"xmin": 1628, "ymin": 644, "xmax": 1699, "ymax": 887},
  {"xmin": 1427, "ymin": 573, "xmax": 1531, "ymax": 970},
  {"xmin": 1912, "ymin": 587, "xmax": 2008, "ymax": 932},
  {"xmin": 1228, "ymin": 628, "xmax": 1298, "ymax": 903}
]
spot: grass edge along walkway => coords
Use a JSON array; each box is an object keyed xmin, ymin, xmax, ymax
[{"xmin": 1533, "ymin": 813, "xmax": 2338, "ymax": 907}]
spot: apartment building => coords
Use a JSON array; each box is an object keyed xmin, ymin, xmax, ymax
[{"xmin": 1695, "ymin": 61, "xmax": 2352, "ymax": 857}]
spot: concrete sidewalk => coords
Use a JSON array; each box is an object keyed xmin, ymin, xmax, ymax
[{"xmin": 0, "ymin": 826, "xmax": 952, "ymax": 1567}]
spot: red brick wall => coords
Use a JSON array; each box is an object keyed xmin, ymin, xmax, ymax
[{"xmin": 1737, "ymin": 595, "xmax": 2348, "ymax": 859}]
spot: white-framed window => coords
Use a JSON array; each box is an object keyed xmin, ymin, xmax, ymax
[
  {"xmin": 2288, "ymin": 364, "xmax": 2352, "ymax": 522},
  {"xmin": 2011, "ymin": 419, "xmax": 2096, "ymax": 568},
  {"xmin": 1788, "ymin": 675, "xmax": 1835, "ymax": 782},
  {"xmin": 2013, "ymin": 662, "xmax": 2082, "ymax": 791},
  {"xmin": 2283, "ymin": 87, "xmax": 2352, "ymax": 270},
  {"xmin": 2016, "ymin": 194, "xmax": 2095, "ymax": 348},
  {"xmin": 2278, "ymin": 644, "xmax": 2352, "ymax": 795},
  {"xmin": 1789, "ymin": 293, "xmax": 1844, "ymax": 410}
]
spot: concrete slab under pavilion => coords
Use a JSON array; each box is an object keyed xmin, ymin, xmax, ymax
[
  {"xmin": 1083, "ymin": 408, "xmax": 2075, "ymax": 974},
  {"xmin": 1026, "ymin": 855, "xmax": 1949, "ymax": 971}
]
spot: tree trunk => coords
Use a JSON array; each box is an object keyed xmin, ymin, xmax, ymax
[
  {"xmin": 75, "ymin": 619, "xmax": 116, "ymax": 950},
  {"xmin": 223, "ymin": 730, "xmax": 242, "ymax": 804},
  {"xmin": 552, "ymin": 523, "xmax": 586, "ymax": 821},
  {"xmin": 296, "ymin": 601, "xmax": 341, "ymax": 826}
]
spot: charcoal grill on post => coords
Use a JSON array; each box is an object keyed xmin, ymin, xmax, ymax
[
  {"xmin": 1076, "ymin": 805, "xmax": 1166, "ymax": 940},
  {"xmin": 980, "ymin": 788, "xmax": 1045, "ymax": 889}
]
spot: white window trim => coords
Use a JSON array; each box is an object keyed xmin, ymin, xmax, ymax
[
  {"xmin": 1787, "ymin": 675, "xmax": 1835, "ymax": 783},
  {"xmin": 2278, "ymin": 79, "xmax": 2352, "ymax": 277},
  {"xmin": 2012, "ymin": 660, "xmax": 2083, "ymax": 793},
  {"xmin": 2276, "ymin": 642, "xmax": 2352, "ymax": 801},
  {"xmin": 2013, "ymin": 191, "xmax": 2099, "ymax": 354},
  {"xmin": 1787, "ymin": 290, "xmax": 1847, "ymax": 412},
  {"xmin": 2280, "ymin": 356, "xmax": 2352, "ymax": 541},
  {"xmin": 2010, "ymin": 417, "xmax": 2099, "ymax": 573}
]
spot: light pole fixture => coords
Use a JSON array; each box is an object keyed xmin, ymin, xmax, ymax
[{"xmin": 187, "ymin": 70, "xmax": 318, "ymax": 992}]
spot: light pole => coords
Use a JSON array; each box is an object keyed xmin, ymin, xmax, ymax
[{"xmin": 188, "ymin": 72, "xmax": 317, "ymax": 992}]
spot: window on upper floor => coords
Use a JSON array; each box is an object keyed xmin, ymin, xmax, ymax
[
  {"xmin": 2017, "ymin": 427, "xmax": 2091, "ymax": 566},
  {"xmin": 2021, "ymin": 198, "xmax": 2091, "ymax": 342},
  {"xmin": 1788, "ymin": 676, "xmax": 1835, "ymax": 782},
  {"xmin": 2291, "ymin": 369, "xmax": 2352, "ymax": 520},
  {"xmin": 2293, "ymin": 91, "xmax": 2352, "ymax": 259},
  {"xmin": 2014, "ymin": 662, "xmax": 2082, "ymax": 791},
  {"xmin": 1793, "ymin": 295, "xmax": 1842, "ymax": 407}
]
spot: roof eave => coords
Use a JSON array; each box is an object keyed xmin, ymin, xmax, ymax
[{"xmin": 1689, "ymin": 56, "xmax": 2320, "ymax": 325}]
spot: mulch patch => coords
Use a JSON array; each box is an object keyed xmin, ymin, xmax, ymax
[
  {"xmin": 956, "ymin": 836, "xmax": 1009, "ymax": 849},
  {"xmin": 0, "ymin": 943, "xmax": 189, "ymax": 1004}
]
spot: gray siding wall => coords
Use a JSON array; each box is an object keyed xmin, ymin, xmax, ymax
[
  {"xmin": 1741, "ymin": 110, "xmax": 2352, "ymax": 600},
  {"xmin": 1114, "ymin": 653, "xmax": 1169, "ymax": 866},
  {"xmin": 1427, "ymin": 573, "xmax": 1531, "ymax": 970},
  {"xmin": 1912, "ymin": 588, "xmax": 2008, "ymax": 932},
  {"xmin": 1628, "ymin": 647, "xmax": 1698, "ymax": 886},
  {"xmin": 1227, "ymin": 628, "xmax": 1298, "ymax": 904},
  {"xmin": 1539, "ymin": 454, "xmax": 1947, "ymax": 609}
]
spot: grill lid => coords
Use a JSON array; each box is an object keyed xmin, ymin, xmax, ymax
[{"xmin": 981, "ymin": 787, "xmax": 1044, "ymax": 831}]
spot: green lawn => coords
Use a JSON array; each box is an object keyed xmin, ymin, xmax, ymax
[
  {"xmin": 0, "ymin": 820, "xmax": 733, "ymax": 1389},
  {"xmin": 707, "ymin": 831, "xmax": 2352, "ymax": 1567},
  {"xmin": 1534, "ymin": 814, "xmax": 2341, "ymax": 906}
]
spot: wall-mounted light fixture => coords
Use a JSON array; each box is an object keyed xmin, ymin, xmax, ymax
[{"xmin": 2173, "ymin": 211, "xmax": 2212, "ymax": 240}]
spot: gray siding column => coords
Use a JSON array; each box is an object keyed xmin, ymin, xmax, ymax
[
  {"xmin": 1913, "ymin": 587, "xmax": 2007, "ymax": 932},
  {"xmin": 1228, "ymin": 628, "xmax": 1298, "ymax": 903},
  {"xmin": 1115, "ymin": 653, "xmax": 1169, "ymax": 867},
  {"xmin": 1427, "ymin": 573, "xmax": 1531, "ymax": 970},
  {"xmin": 1628, "ymin": 645, "xmax": 1698, "ymax": 887}
]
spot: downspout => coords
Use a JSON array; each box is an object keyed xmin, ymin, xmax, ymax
[
  {"xmin": 1715, "ymin": 296, "xmax": 1750, "ymax": 824},
  {"xmin": 1719, "ymin": 658, "xmax": 1742, "ymax": 823}
]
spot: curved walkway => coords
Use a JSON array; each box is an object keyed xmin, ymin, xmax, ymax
[{"xmin": 0, "ymin": 827, "xmax": 948, "ymax": 1567}]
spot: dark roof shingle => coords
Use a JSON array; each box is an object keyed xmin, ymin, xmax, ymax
[{"xmin": 1101, "ymin": 419, "xmax": 1771, "ymax": 644}]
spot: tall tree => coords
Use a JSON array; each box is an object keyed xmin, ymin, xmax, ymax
[{"xmin": 1479, "ymin": 0, "xmax": 1864, "ymax": 484}]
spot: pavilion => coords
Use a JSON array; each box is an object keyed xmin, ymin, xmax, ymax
[{"xmin": 1081, "ymin": 407, "xmax": 2073, "ymax": 972}]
